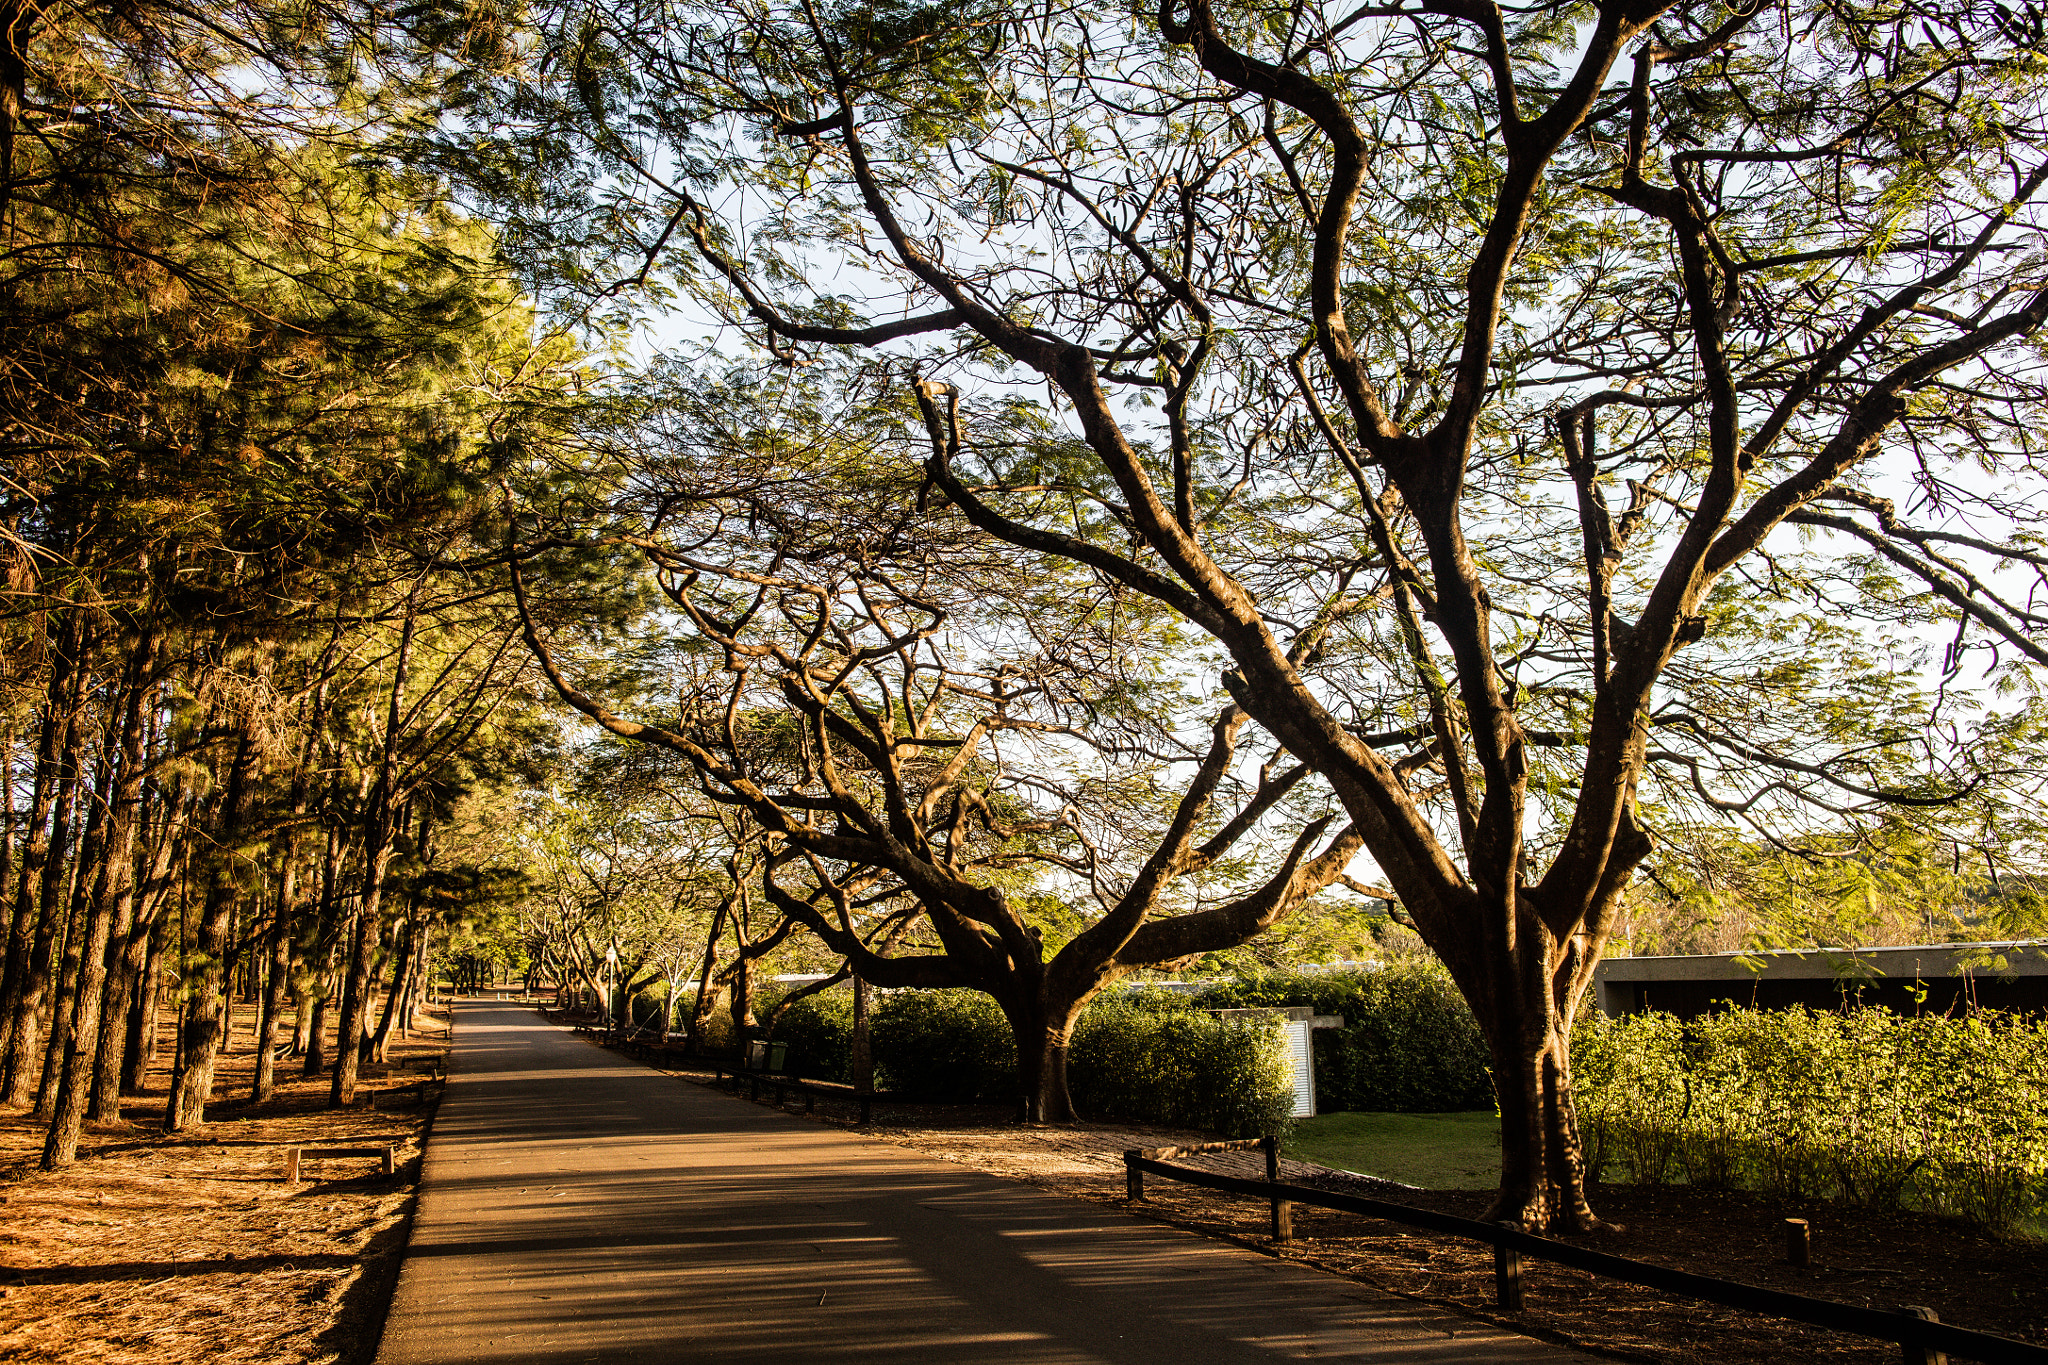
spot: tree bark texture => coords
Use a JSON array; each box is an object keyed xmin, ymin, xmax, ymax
[{"xmin": 166, "ymin": 721, "xmax": 260, "ymax": 1132}]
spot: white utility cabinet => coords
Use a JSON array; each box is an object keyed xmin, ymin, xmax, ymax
[{"xmin": 1210, "ymin": 1007, "xmax": 1346, "ymax": 1118}]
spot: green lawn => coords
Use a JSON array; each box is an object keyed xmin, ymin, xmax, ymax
[{"xmin": 1284, "ymin": 1111, "xmax": 1500, "ymax": 1189}]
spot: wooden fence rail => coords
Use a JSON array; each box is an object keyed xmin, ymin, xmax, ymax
[
  {"xmin": 1123, "ymin": 1147, "xmax": 2045, "ymax": 1365},
  {"xmin": 707, "ymin": 1062, "xmax": 875, "ymax": 1123}
]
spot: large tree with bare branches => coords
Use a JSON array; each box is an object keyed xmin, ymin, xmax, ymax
[
  {"xmin": 465, "ymin": 0, "xmax": 2048, "ymax": 1226},
  {"xmin": 508, "ymin": 366, "xmax": 1381, "ymax": 1119}
]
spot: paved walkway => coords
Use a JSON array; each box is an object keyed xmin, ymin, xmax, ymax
[{"xmin": 376, "ymin": 1002, "xmax": 1595, "ymax": 1364}]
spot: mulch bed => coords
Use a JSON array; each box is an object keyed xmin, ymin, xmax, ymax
[
  {"xmin": 0, "ymin": 1004, "xmax": 448, "ymax": 1365},
  {"xmin": 659, "ymin": 1057, "xmax": 2048, "ymax": 1365}
]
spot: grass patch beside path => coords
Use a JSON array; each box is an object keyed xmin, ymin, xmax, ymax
[{"xmin": 1284, "ymin": 1111, "xmax": 1499, "ymax": 1189}]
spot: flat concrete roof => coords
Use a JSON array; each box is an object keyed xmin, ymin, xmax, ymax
[{"xmin": 1596, "ymin": 940, "xmax": 2048, "ymax": 983}]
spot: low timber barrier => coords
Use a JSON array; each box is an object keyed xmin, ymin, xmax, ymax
[{"xmin": 1125, "ymin": 1138, "xmax": 2046, "ymax": 1365}]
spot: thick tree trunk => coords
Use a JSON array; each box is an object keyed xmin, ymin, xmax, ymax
[
  {"xmin": 330, "ymin": 865, "xmax": 390, "ymax": 1105},
  {"xmin": 292, "ymin": 982, "xmax": 314, "ymax": 1057},
  {"xmin": 0, "ymin": 728, "xmax": 17, "ymax": 1068},
  {"xmin": 1480, "ymin": 1003, "xmax": 1597, "ymax": 1230},
  {"xmin": 849, "ymin": 974, "xmax": 873, "ymax": 1093},
  {"xmin": 252, "ymin": 912, "xmax": 291, "ymax": 1102},
  {"xmin": 303, "ymin": 823, "xmax": 346, "ymax": 1076},
  {"xmin": 727, "ymin": 952, "xmax": 758, "ymax": 1047},
  {"xmin": 122, "ymin": 913, "xmax": 169, "ymax": 1095},
  {"xmin": 89, "ymin": 793, "xmax": 171, "ymax": 1121},
  {"xmin": 305, "ymin": 980, "xmax": 332, "ymax": 1074},
  {"xmin": 39, "ymin": 787, "xmax": 107, "ymax": 1114},
  {"xmin": 333, "ymin": 590, "xmax": 417, "ymax": 1107},
  {"xmin": 46, "ymin": 631, "xmax": 156, "ymax": 1162},
  {"xmin": 1007, "ymin": 994, "xmax": 1082, "ymax": 1124},
  {"xmin": 1460, "ymin": 913, "xmax": 1603, "ymax": 1233},
  {"xmin": 683, "ymin": 891, "xmax": 733, "ymax": 1053},
  {"xmin": 165, "ymin": 723, "xmax": 259, "ymax": 1132},
  {"xmin": 370, "ymin": 919, "xmax": 414, "ymax": 1064},
  {"xmin": 3, "ymin": 635, "xmax": 85, "ymax": 1109}
]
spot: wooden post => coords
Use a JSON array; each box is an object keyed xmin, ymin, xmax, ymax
[
  {"xmin": 1900, "ymin": 1306, "xmax": 1947, "ymax": 1365},
  {"xmin": 1125, "ymin": 1149, "xmax": 1145, "ymax": 1202},
  {"xmin": 1494, "ymin": 1225, "xmax": 1524, "ymax": 1311},
  {"xmin": 1784, "ymin": 1218, "xmax": 1810, "ymax": 1267},
  {"xmin": 284, "ymin": 1148, "xmax": 301, "ymax": 1183},
  {"xmin": 850, "ymin": 973, "xmax": 873, "ymax": 1094},
  {"xmin": 381, "ymin": 1147, "xmax": 395, "ymax": 1176},
  {"xmin": 858, "ymin": 1094, "xmax": 872, "ymax": 1124},
  {"xmin": 1262, "ymin": 1133, "xmax": 1284, "ymax": 1239}
]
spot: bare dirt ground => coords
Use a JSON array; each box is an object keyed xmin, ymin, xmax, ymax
[
  {"xmin": 658, "ymin": 1058, "xmax": 2048, "ymax": 1365},
  {"xmin": 0, "ymin": 1002, "xmax": 449, "ymax": 1365}
]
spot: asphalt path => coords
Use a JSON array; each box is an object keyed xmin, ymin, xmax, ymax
[{"xmin": 374, "ymin": 1000, "xmax": 1595, "ymax": 1364}]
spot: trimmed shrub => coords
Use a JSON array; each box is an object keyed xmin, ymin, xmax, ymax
[
  {"xmin": 773, "ymin": 990, "xmax": 854, "ymax": 1082},
  {"xmin": 868, "ymin": 989, "xmax": 1017, "ymax": 1102},
  {"xmin": 1195, "ymin": 964, "xmax": 1495, "ymax": 1111},
  {"xmin": 763, "ymin": 985, "xmax": 1293, "ymax": 1135},
  {"xmin": 1574, "ymin": 1005, "xmax": 2048, "ymax": 1236},
  {"xmin": 1069, "ymin": 996, "xmax": 1295, "ymax": 1138}
]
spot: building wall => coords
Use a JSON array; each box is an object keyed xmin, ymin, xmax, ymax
[{"xmin": 1600, "ymin": 973, "xmax": 2048, "ymax": 1020}]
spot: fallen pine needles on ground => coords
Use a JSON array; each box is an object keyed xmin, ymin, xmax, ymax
[{"xmin": 0, "ymin": 1003, "xmax": 448, "ymax": 1365}]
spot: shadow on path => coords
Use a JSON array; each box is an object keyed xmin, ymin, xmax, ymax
[{"xmin": 375, "ymin": 1002, "xmax": 1589, "ymax": 1365}]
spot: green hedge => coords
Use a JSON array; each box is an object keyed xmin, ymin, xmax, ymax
[
  {"xmin": 1573, "ymin": 1005, "xmax": 2048, "ymax": 1235},
  {"xmin": 773, "ymin": 988, "xmax": 853, "ymax": 1081},
  {"xmin": 869, "ymin": 990, "xmax": 1017, "ymax": 1101},
  {"xmin": 1194, "ymin": 964, "xmax": 1495, "ymax": 1112},
  {"xmin": 766, "ymin": 987, "xmax": 1294, "ymax": 1135},
  {"xmin": 1069, "ymin": 995, "xmax": 1295, "ymax": 1138}
]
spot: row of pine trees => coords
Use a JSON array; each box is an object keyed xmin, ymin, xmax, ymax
[{"xmin": 0, "ymin": 0, "xmax": 566, "ymax": 1168}]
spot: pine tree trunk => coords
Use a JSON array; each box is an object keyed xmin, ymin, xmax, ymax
[
  {"xmin": 0, "ymin": 727, "xmax": 18, "ymax": 1069},
  {"xmin": 303, "ymin": 821, "xmax": 346, "ymax": 1076},
  {"xmin": 88, "ymin": 779, "xmax": 171, "ymax": 1121},
  {"xmin": 332, "ymin": 588, "xmax": 417, "ymax": 1107},
  {"xmin": 42, "ymin": 866, "xmax": 117, "ymax": 1166},
  {"xmin": 0, "ymin": 744, "xmax": 52, "ymax": 1100},
  {"xmin": 47, "ymin": 633, "xmax": 155, "ymax": 1160},
  {"xmin": 122, "ymin": 914, "xmax": 168, "ymax": 1095},
  {"xmin": 166, "ymin": 723, "xmax": 259, "ymax": 1132},
  {"xmin": 370, "ymin": 919, "xmax": 413, "ymax": 1064},
  {"xmin": 330, "ymin": 857, "xmax": 391, "ymax": 1106},
  {"xmin": 3, "ymin": 628, "xmax": 86, "ymax": 1108},
  {"xmin": 39, "ymin": 790, "xmax": 106, "ymax": 1114},
  {"xmin": 304, "ymin": 961, "xmax": 333, "ymax": 1076},
  {"xmin": 291, "ymin": 983, "xmax": 313, "ymax": 1057},
  {"xmin": 252, "ymin": 912, "xmax": 291, "ymax": 1102}
]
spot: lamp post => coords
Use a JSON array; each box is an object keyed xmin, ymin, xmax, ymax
[{"xmin": 604, "ymin": 945, "xmax": 618, "ymax": 1038}]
